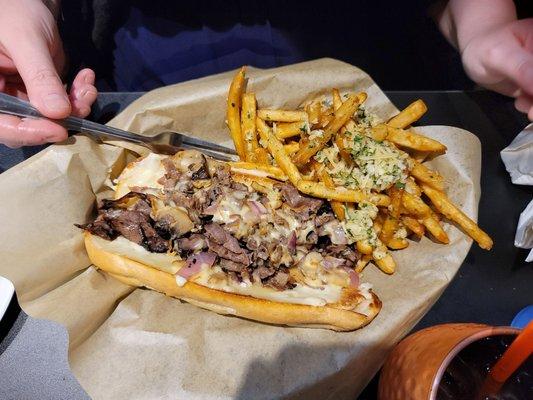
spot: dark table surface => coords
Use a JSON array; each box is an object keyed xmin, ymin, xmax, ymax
[{"xmin": 0, "ymin": 90, "xmax": 531, "ymax": 400}]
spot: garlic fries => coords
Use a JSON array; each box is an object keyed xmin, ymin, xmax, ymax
[{"xmin": 225, "ymin": 67, "xmax": 493, "ymax": 276}]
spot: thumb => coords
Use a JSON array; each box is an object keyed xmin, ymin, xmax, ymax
[{"xmin": 7, "ymin": 36, "xmax": 71, "ymax": 119}]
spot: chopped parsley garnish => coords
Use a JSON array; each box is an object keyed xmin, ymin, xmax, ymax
[{"xmin": 395, "ymin": 182, "xmax": 406, "ymax": 189}]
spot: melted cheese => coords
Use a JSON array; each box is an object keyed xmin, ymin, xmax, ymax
[
  {"xmin": 190, "ymin": 266, "xmax": 343, "ymax": 306},
  {"xmin": 115, "ymin": 153, "xmax": 166, "ymax": 199},
  {"xmin": 91, "ymin": 235, "xmax": 184, "ymax": 274},
  {"xmin": 354, "ymin": 282, "xmax": 373, "ymax": 316},
  {"xmin": 212, "ymin": 192, "xmax": 251, "ymax": 224}
]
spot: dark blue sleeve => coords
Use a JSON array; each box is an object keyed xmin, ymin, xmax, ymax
[{"xmin": 112, "ymin": 1, "xmax": 302, "ymax": 91}]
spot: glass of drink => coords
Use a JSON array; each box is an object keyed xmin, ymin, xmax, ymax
[{"xmin": 378, "ymin": 323, "xmax": 531, "ymax": 400}]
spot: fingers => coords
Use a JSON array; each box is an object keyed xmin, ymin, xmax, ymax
[
  {"xmin": 6, "ymin": 36, "xmax": 71, "ymax": 119},
  {"xmin": 515, "ymin": 94, "xmax": 532, "ymax": 113},
  {"xmin": 484, "ymin": 27, "xmax": 533, "ymax": 97},
  {"xmin": 0, "ymin": 114, "xmax": 67, "ymax": 148},
  {"xmin": 69, "ymin": 68, "xmax": 97, "ymax": 117},
  {"xmin": 514, "ymin": 94, "xmax": 533, "ymax": 120}
]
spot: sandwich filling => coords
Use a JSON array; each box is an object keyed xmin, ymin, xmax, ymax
[{"xmin": 79, "ymin": 151, "xmax": 375, "ymax": 311}]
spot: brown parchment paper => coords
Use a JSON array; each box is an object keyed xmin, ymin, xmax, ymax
[{"xmin": 0, "ymin": 58, "xmax": 482, "ymax": 399}]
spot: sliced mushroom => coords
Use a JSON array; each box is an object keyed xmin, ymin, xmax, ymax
[
  {"xmin": 172, "ymin": 150, "xmax": 209, "ymax": 179},
  {"xmin": 150, "ymin": 198, "xmax": 194, "ymax": 237}
]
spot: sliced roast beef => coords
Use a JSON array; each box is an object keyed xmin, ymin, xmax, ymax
[
  {"xmin": 265, "ymin": 269, "xmax": 292, "ymax": 290},
  {"xmin": 171, "ymin": 192, "xmax": 193, "ymax": 209},
  {"xmin": 253, "ymin": 265, "xmax": 277, "ymax": 281},
  {"xmin": 139, "ymin": 220, "xmax": 168, "ymax": 252},
  {"xmin": 324, "ymin": 244, "xmax": 360, "ymax": 264},
  {"xmin": 315, "ymin": 213, "xmax": 335, "ymax": 227},
  {"xmin": 204, "ymin": 223, "xmax": 251, "ymax": 265},
  {"xmin": 204, "ymin": 223, "xmax": 242, "ymax": 253},
  {"xmin": 219, "ymin": 259, "xmax": 246, "ymax": 273},
  {"xmin": 78, "ymin": 195, "xmax": 169, "ymax": 253},
  {"xmin": 158, "ymin": 158, "xmax": 181, "ymax": 190},
  {"xmin": 278, "ymin": 183, "xmax": 323, "ymax": 213},
  {"xmin": 132, "ymin": 197, "xmax": 152, "ymax": 216},
  {"xmin": 76, "ymin": 215, "xmax": 115, "ymax": 240},
  {"xmin": 213, "ymin": 165, "xmax": 231, "ymax": 186},
  {"xmin": 206, "ymin": 240, "xmax": 250, "ymax": 265},
  {"xmin": 104, "ymin": 209, "xmax": 146, "ymax": 245}
]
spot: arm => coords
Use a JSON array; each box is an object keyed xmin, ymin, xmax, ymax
[{"xmin": 437, "ymin": 0, "xmax": 533, "ymax": 119}]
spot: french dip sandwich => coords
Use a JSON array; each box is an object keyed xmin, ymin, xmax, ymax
[{"xmin": 78, "ymin": 150, "xmax": 381, "ymax": 331}]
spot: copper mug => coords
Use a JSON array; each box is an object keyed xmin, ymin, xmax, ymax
[{"xmin": 378, "ymin": 323, "xmax": 521, "ymax": 400}]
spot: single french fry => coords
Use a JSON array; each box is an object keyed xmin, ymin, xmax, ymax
[
  {"xmin": 387, "ymin": 99, "xmax": 428, "ymax": 129},
  {"xmin": 275, "ymin": 121, "xmax": 308, "ymax": 139},
  {"xmin": 405, "ymin": 177, "xmax": 422, "ymax": 196},
  {"xmin": 257, "ymin": 109, "xmax": 308, "ymax": 123},
  {"xmin": 375, "ymin": 210, "xmax": 386, "ymax": 227},
  {"xmin": 254, "ymin": 147, "xmax": 270, "ymax": 164},
  {"xmin": 355, "ymin": 254, "xmax": 372, "ymax": 273},
  {"xmin": 256, "ymin": 117, "xmax": 302, "ymax": 186},
  {"xmin": 402, "ymin": 215, "xmax": 425, "ymax": 237},
  {"xmin": 296, "ymin": 181, "xmax": 390, "ymax": 206},
  {"xmin": 380, "ymin": 216, "xmax": 398, "ymax": 245},
  {"xmin": 227, "ymin": 66, "xmax": 247, "ymax": 159},
  {"xmin": 410, "ymin": 160, "xmax": 445, "ymax": 191},
  {"xmin": 421, "ymin": 215, "xmax": 450, "ymax": 244},
  {"xmin": 370, "ymin": 123, "xmax": 388, "ymax": 141},
  {"xmin": 297, "ymin": 180, "xmax": 365, "ymax": 203},
  {"xmin": 420, "ymin": 184, "xmax": 493, "ymax": 250},
  {"xmin": 387, "ymin": 238, "xmax": 409, "ymax": 250},
  {"xmin": 241, "ymin": 92, "xmax": 258, "ymax": 162},
  {"xmin": 388, "ymin": 186, "xmax": 404, "ymax": 219},
  {"xmin": 373, "ymin": 219, "xmax": 383, "ymax": 234},
  {"xmin": 315, "ymin": 113, "xmax": 334, "ymax": 129},
  {"xmin": 332, "ymin": 88, "xmax": 342, "ymax": 110},
  {"xmin": 374, "ymin": 249, "xmax": 396, "ymax": 274},
  {"xmin": 410, "ymin": 150, "xmax": 431, "ymax": 162},
  {"xmin": 313, "ymin": 162, "xmax": 345, "ymax": 220},
  {"xmin": 370, "ymin": 193, "xmax": 391, "ymax": 207},
  {"xmin": 231, "ymin": 173, "xmax": 278, "ymax": 190},
  {"xmin": 356, "ymin": 240, "xmax": 373, "ymax": 255},
  {"xmin": 386, "ymin": 126, "xmax": 447, "ymax": 154},
  {"xmin": 283, "ymin": 142, "xmax": 300, "ymax": 155},
  {"xmin": 335, "ymin": 131, "xmax": 353, "ymax": 164},
  {"xmin": 401, "ymin": 191, "xmax": 433, "ymax": 217},
  {"xmin": 342, "ymin": 119, "xmax": 357, "ymax": 134},
  {"xmin": 379, "ymin": 186, "xmax": 403, "ymax": 244},
  {"xmin": 228, "ymin": 161, "xmax": 288, "ymax": 181},
  {"xmin": 306, "ymin": 101, "xmax": 321, "ymax": 125},
  {"xmin": 401, "ymin": 191, "xmax": 449, "ymax": 242},
  {"xmin": 293, "ymin": 93, "xmax": 367, "ymax": 165}
]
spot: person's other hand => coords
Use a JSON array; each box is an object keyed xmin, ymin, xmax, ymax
[
  {"xmin": 461, "ymin": 19, "xmax": 533, "ymax": 120},
  {"xmin": 0, "ymin": 0, "xmax": 97, "ymax": 148}
]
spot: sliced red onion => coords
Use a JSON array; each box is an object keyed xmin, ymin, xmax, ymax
[
  {"xmin": 177, "ymin": 252, "xmax": 217, "ymax": 279},
  {"xmin": 203, "ymin": 202, "xmax": 219, "ymax": 215},
  {"xmin": 344, "ymin": 267, "xmax": 360, "ymax": 288},
  {"xmin": 287, "ymin": 231, "xmax": 297, "ymax": 253},
  {"xmin": 322, "ymin": 256, "xmax": 345, "ymax": 270},
  {"xmin": 247, "ymin": 200, "xmax": 267, "ymax": 215}
]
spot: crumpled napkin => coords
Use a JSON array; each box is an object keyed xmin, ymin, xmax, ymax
[{"xmin": 501, "ymin": 123, "xmax": 533, "ymax": 261}]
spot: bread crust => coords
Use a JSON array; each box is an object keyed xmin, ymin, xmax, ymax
[{"xmin": 84, "ymin": 233, "xmax": 381, "ymax": 331}]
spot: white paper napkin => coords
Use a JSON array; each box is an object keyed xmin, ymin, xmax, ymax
[{"xmin": 501, "ymin": 123, "xmax": 533, "ymax": 261}]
